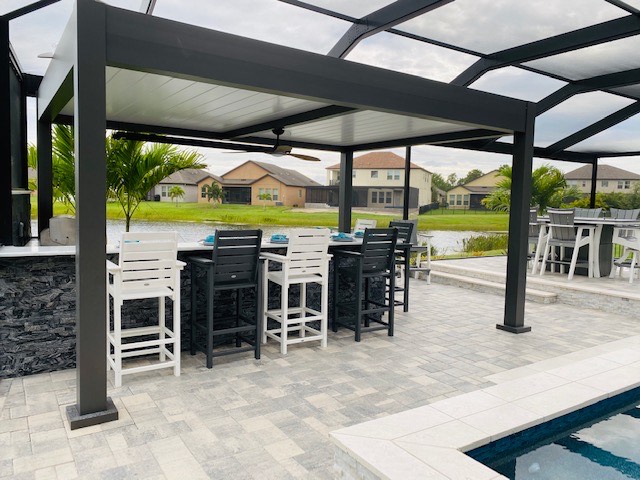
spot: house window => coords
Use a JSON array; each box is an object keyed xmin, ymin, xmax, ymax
[
  {"xmin": 387, "ymin": 170, "xmax": 400, "ymax": 180},
  {"xmin": 463, "ymin": 194, "xmax": 469, "ymax": 206},
  {"xmin": 272, "ymin": 188, "xmax": 279, "ymax": 201},
  {"xmin": 618, "ymin": 180, "xmax": 631, "ymax": 190},
  {"xmin": 371, "ymin": 191, "xmax": 378, "ymax": 203},
  {"xmin": 456, "ymin": 194, "xmax": 462, "ymax": 206},
  {"xmin": 201, "ymin": 186, "xmax": 207, "ymax": 198},
  {"xmin": 385, "ymin": 192, "xmax": 392, "ymax": 204},
  {"xmin": 449, "ymin": 194, "xmax": 455, "ymax": 205},
  {"xmin": 567, "ymin": 180, "xmax": 577, "ymax": 186},
  {"xmin": 258, "ymin": 188, "xmax": 264, "ymax": 196},
  {"xmin": 581, "ymin": 180, "xmax": 587, "ymax": 187},
  {"xmin": 371, "ymin": 170, "xmax": 378, "ymax": 179},
  {"xmin": 161, "ymin": 185, "xmax": 170, "ymax": 197},
  {"xmin": 352, "ymin": 171, "xmax": 356, "ymax": 178},
  {"xmin": 601, "ymin": 180, "xmax": 609, "ymax": 187},
  {"xmin": 298, "ymin": 189, "xmax": 302, "ymax": 198}
]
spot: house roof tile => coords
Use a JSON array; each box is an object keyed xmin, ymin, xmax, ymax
[
  {"xmin": 222, "ymin": 160, "xmax": 320, "ymax": 187},
  {"xmin": 326, "ymin": 151, "xmax": 428, "ymax": 171},
  {"xmin": 565, "ymin": 164, "xmax": 640, "ymax": 181},
  {"xmin": 159, "ymin": 168, "xmax": 222, "ymax": 185}
]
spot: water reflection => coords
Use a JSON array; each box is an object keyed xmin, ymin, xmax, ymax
[{"xmin": 105, "ymin": 219, "xmax": 484, "ymax": 254}]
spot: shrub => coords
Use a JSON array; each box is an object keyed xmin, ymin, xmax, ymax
[{"xmin": 461, "ymin": 233, "xmax": 508, "ymax": 253}]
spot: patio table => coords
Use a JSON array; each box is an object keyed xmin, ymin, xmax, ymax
[{"xmin": 536, "ymin": 217, "xmax": 640, "ymax": 277}]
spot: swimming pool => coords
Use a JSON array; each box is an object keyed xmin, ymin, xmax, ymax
[{"xmin": 468, "ymin": 387, "xmax": 640, "ymax": 479}]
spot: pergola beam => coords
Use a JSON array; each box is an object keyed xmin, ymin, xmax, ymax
[
  {"xmin": 452, "ymin": 15, "xmax": 640, "ymax": 86},
  {"xmin": 328, "ymin": 0, "xmax": 453, "ymax": 58},
  {"xmin": 222, "ymin": 105, "xmax": 357, "ymax": 139},
  {"xmin": 3, "ymin": 0, "xmax": 61, "ymax": 21}
]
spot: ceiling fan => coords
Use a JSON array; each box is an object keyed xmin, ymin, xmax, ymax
[{"xmin": 111, "ymin": 128, "xmax": 321, "ymax": 162}]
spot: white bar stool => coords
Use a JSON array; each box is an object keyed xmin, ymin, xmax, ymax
[
  {"xmin": 107, "ymin": 232, "xmax": 184, "ymax": 387},
  {"xmin": 261, "ymin": 229, "xmax": 331, "ymax": 354}
]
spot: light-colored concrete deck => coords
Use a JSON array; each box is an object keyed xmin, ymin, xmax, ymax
[{"xmin": 2, "ymin": 276, "xmax": 640, "ymax": 479}]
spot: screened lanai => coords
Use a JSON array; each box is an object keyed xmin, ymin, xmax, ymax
[{"xmin": 2, "ymin": 0, "xmax": 640, "ymax": 427}]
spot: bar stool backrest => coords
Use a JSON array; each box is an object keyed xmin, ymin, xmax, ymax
[
  {"xmin": 118, "ymin": 232, "xmax": 178, "ymax": 292},
  {"xmin": 285, "ymin": 228, "xmax": 331, "ymax": 277},
  {"xmin": 212, "ymin": 229, "xmax": 262, "ymax": 287},
  {"xmin": 354, "ymin": 218, "xmax": 377, "ymax": 232},
  {"xmin": 610, "ymin": 208, "xmax": 640, "ymax": 220},
  {"xmin": 361, "ymin": 228, "xmax": 398, "ymax": 274},
  {"xmin": 547, "ymin": 208, "xmax": 576, "ymax": 242},
  {"xmin": 574, "ymin": 207, "xmax": 602, "ymax": 218},
  {"xmin": 528, "ymin": 208, "xmax": 539, "ymax": 239},
  {"xmin": 388, "ymin": 221, "xmax": 415, "ymax": 245}
]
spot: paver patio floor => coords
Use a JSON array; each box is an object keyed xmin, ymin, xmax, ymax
[{"xmin": 1, "ymin": 279, "xmax": 638, "ymax": 479}]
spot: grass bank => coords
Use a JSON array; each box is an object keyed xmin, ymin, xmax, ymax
[{"xmin": 32, "ymin": 200, "xmax": 509, "ymax": 232}]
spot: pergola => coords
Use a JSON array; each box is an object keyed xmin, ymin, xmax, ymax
[{"xmin": 2, "ymin": 0, "xmax": 640, "ymax": 427}]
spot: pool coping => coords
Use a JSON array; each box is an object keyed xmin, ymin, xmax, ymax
[{"xmin": 330, "ymin": 335, "xmax": 640, "ymax": 480}]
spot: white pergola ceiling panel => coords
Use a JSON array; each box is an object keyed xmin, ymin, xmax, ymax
[
  {"xmin": 60, "ymin": 68, "xmax": 328, "ymax": 133},
  {"xmin": 248, "ymin": 110, "xmax": 477, "ymax": 147}
]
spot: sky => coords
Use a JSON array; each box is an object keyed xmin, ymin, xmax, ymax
[{"xmin": 7, "ymin": 0, "xmax": 640, "ymax": 184}]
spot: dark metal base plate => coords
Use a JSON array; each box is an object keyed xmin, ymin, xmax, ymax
[
  {"xmin": 66, "ymin": 397, "xmax": 118, "ymax": 430},
  {"xmin": 496, "ymin": 323, "xmax": 532, "ymax": 334}
]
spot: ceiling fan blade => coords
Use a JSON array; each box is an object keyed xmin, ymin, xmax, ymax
[
  {"xmin": 288, "ymin": 153, "xmax": 321, "ymax": 162},
  {"xmin": 273, "ymin": 145, "xmax": 292, "ymax": 155}
]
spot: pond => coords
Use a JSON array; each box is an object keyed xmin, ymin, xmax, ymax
[{"xmin": 101, "ymin": 219, "xmax": 491, "ymax": 254}]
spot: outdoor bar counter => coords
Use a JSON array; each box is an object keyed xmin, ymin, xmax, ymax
[{"xmin": 0, "ymin": 239, "xmax": 393, "ymax": 378}]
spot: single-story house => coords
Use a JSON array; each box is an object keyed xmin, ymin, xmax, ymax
[
  {"xmin": 152, "ymin": 169, "xmax": 222, "ymax": 203},
  {"xmin": 220, "ymin": 161, "xmax": 320, "ymax": 207}
]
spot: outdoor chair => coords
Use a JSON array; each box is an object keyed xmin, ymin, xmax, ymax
[
  {"xmin": 610, "ymin": 226, "xmax": 640, "ymax": 283},
  {"xmin": 574, "ymin": 207, "xmax": 603, "ymax": 218},
  {"xmin": 354, "ymin": 218, "xmax": 377, "ymax": 233},
  {"xmin": 528, "ymin": 208, "xmax": 548, "ymax": 274},
  {"xmin": 540, "ymin": 208, "xmax": 596, "ymax": 280},
  {"xmin": 333, "ymin": 228, "xmax": 398, "ymax": 342},
  {"xmin": 262, "ymin": 228, "xmax": 331, "ymax": 354},
  {"xmin": 412, "ymin": 232, "xmax": 433, "ymax": 284},
  {"xmin": 388, "ymin": 220, "xmax": 415, "ymax": 312},
  {"xmin": 609, "ymin": 210, "xmax": 640, "ymax": 283},
  {"xmin": 107, "ymin": 232, "xmax": 185, "ymax": 387},
  {"xmin": 189, "ymin": 229, "xmax": 262, "ymax": 368}
]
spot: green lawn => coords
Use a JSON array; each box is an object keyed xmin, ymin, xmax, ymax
[{"xmin": 32, "ymin": 200, "xmax": 509, "ymax": 232}]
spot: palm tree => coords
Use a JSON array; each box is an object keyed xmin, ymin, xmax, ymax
[
  {"xmin": 107, "ymin": 137, "xmax": 204, "ymax": 231},
  {"xmin": 482, "ymin": 164, "xmax": 567, "ymax": 213},
  {"xmin": 257, "ymin": 192, "xmax": 271, "ymax": 210},
  {"xmin": 204, "ymin": 181, "xmax": 223, "ymax": 207},
  {"xmin": 168, "ymin": 186, "xmax": 185, "ymax": 205}
]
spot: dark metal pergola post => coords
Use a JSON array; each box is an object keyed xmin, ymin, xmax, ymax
[
  {"xmin": 338, "ymin": 150, "xmax": 354, "ymax": 232},
  {"xmin": 589, "ymin": 160, "xmax": 599, "ymax": 208},
  {"xmin": 403, "ymin": 146, "xmax": 411, "ymax": 220},
  {"xmin": 0, "ymin": 19, "xmax": 12, "ymax": 246},
  {"xmin": 65, "ymin": 0, "xmax": 117, "ymax": 429},
  {"xmin": 37, "ymin": 118, "xmax": 53, "ymax": 236},
  {"xmin": 498, "ymin": 103, "xmax": 535, "ymax": 334}
]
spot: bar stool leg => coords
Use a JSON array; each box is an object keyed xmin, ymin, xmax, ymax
[
  {"xmin": 281, "ymin": 287, "xmax": 289, "ymax": 355},
  {"xmin": 190, "ymin": 263, "xmax": 197, "ymax": 356},
  {"xmin": 321, "ymin": 278, "xmax": 328, "ymax": 348},
  {"xmin": 355, "ymin": 271, "xmax": 362, "ymax": 343},
  {"xmin": 159, "ymin": 297, "xmax": 166, "ymax": 362},
  {"xmin": 173, "ymin": 286, "xmax": 180, "ymax": 377}
]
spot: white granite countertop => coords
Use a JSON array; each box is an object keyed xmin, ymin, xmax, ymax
[{"xmin": 0, "ymin": 238, "xmax": 375, "ymax": 258}]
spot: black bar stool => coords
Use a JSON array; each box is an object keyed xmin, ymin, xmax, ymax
[
  {"xmin": 388, "ymin": 220, "xmax": 415, "ymax": 312},
  {"xmin": 332, "ymin": 228, "xmax": 398, "ymax": 342},
  {"xmin": 189, "ymin": 229, "xmax": 262, "ymax": 368}
]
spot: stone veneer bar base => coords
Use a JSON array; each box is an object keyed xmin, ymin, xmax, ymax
[{"xmin": 331, "ymin": 335, "xmax": 640, "ymax": 480}]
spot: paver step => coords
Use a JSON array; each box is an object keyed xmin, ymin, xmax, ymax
[{"xmin": 431, "ymin": 270, "xmax": 557, "ymax": 304}]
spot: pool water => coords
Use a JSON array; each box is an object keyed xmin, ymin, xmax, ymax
[{"xmin": 468, "ymin": 388, "xmax": 640, "ymax": 480}]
